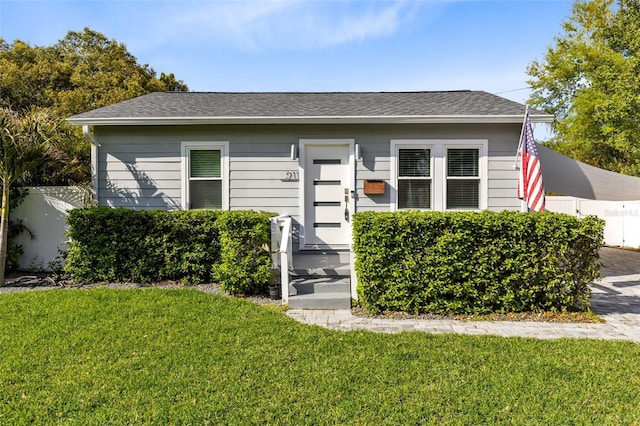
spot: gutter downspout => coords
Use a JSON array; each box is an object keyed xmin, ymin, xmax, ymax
[{"xmin": 83, "ymin": 125, "xmax": 99, "ymax": 203}]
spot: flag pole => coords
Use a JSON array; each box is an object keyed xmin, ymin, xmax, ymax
[
  {"xmin": 513, "ymin": 104, "xmax": 530, "ymax": 170},
  {"xmin": 516, "ymin": 105, "xmax": 530, "ymax": 212}
]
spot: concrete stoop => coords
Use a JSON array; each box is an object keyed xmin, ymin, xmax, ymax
[
  {"xmin": 285, "ymin": 249, "xmax": 352, "ymax": 309},
  {"xmin": 287, "ymin": 277, "xmax": 351, "ymax": 309}
]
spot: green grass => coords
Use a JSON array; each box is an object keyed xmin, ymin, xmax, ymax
[{"xmin": 0, "ymin": 289, "xmax": 639, "ymax": 425}]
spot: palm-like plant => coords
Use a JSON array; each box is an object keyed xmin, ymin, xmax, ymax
[{"xmin": 0, "ymin": 107, "xmax": 58, "ymax": 285}]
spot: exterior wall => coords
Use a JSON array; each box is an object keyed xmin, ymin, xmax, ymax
[
  {"xmin": 94, "ymin": 122, "xmax": 522, "ymax": 217},
  {"xmin": 11, "ymin": 187, "xmax": 87, "ymax": 271},
  {"xmin": 547, "ymin": 196, "xmax": 640, "ymax": 248}
]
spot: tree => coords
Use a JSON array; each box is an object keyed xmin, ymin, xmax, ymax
[
  {"xmin": 51, "ymin": 28, "xmax": 188, "ymax": 117},
  {"xmin": 0, "ymin": 28, "xmax": 189, "ymax": 185},
  {"xmin": 527, "ymin": 0, "xmax": 640, "ymax": 176},
  {"xmin": 0, "ymin": 28, "xmax": 189, "ymax": 118},
  {"xmin": 0, "ymin": 108, "xmax": 60, "ymax": 285}
]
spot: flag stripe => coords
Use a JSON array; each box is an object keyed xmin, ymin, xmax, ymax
[{"xmin": 517, "ymin": 113, "xmax": 545, "ymax": 212}]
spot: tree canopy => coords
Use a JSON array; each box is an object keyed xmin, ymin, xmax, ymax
[
  {"xmin": 1, "ymin": 28, "xmax": 188, "ymax": 118},
  {"xmin": 0, "ymin": 28, "xmax": 188, "ymax": 185},
  {"xmin": 0, "ymin": 107, "xmax": 60, "ymax": 284},
  {"xmin": 527, "ymin": 0, "xmax": 640, "ymax": 176}
]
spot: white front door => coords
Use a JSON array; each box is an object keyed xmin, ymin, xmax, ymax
[{"xmin": 303, "ymin": 144, "xmax": 352, "ymax": 247}]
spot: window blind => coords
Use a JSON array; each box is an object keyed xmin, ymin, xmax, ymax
[
  {"xmin": 399, "ymin": 149, "xmax": 430, "ymax": 177},
  {"xmin": 190, "ymin": 180, "xmax": 222, "ymax": 209},
  {"xmin": 398, "ymin": 180, "xmax": 431, "ymax": 209},
  {"xmin": 446, "ymin": 148, "xmax": 479, "ymax": 209},
  {"xmin": 190, "ymin": 150, "xmax": 221, "ymax": 178},
  {"xmin": 447, "ymin": 181, "xmax": 479, "ymax": 209},
  {"xmin": 447, "ymin": 149, "xmax": 478, "ymax": 177}
]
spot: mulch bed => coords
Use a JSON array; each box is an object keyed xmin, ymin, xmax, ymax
[
  {"xmin": 351, "ymin": 306, "xmax": 605, "ymax": 323},
  {"xmin": 2, "ymin": 273, "xmax": 602, "ymax": 322}
]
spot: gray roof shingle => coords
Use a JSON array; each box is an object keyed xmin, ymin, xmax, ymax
[{"xmin": 67, "ymin": 91, "xmax": 552, "ymax": 124}]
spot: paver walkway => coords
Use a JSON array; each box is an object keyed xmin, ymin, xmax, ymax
[{"xmin": 287, "ymin": 247, "xmax": 640, "ymax": 342}]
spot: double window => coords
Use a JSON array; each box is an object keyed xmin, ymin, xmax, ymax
[
  {"xmin": 391, "ymin": 140, "xmax": 487, "ymax": 211},
  {"xmin": 181, "ymin": 141, "xmax": 229, "ymax": 210}
]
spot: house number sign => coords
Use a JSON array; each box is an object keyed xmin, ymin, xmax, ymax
[{"xmin": 283, "ymin": 171, "xmax": 299, "ymax": 182}]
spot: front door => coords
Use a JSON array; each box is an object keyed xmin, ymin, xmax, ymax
[{"xmin": 303, "ymin": 144, "xmax": 352, "ymax": 247}]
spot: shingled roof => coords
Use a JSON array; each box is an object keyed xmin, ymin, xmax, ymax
[{"xmin": 67, "ymin": 91, "xmax": 553, "ymax": 125}]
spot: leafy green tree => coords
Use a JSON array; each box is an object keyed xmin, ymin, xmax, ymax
[
  {"xmin": 0, "ymin": 27, "xmax": 188, "ymax": 186},
  {"xmin": 0, "ymin": 108, "xmax": 60, "ymax": 285},
  {"xmin": 527, "ymin": 0, "xmax": 640, "ymax": 176},
  {"xmin": 0, "ymin": 28, "xmax": 188, "ymax": 117},
  {"xmin": 18, "ymin": 115, "xmax": 88, "ymax": 187},
  {"xmin": 50, "ymin": 28, "xmax": 188, "ymax": 117},
  {"xmin": 0, "ymin": 40, "xmax": 60, "ymax": 112}
]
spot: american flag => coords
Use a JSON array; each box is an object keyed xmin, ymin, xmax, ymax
[{"xmin": 517, "ymin": 113, "xmax": 545, "ymax": 212}]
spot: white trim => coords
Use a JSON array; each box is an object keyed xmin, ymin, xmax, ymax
[
  {"xmin": 90, "ymin": 137, "xmax": 99, "ymax": 203},
  {"xmin": 390, "ymin": 139, "xmax": 488, "ymax": 212},
  {"xmin": 68, "ymin": 114, "xmax": 555, "ymax": 126},
  {"xmin": 299, "ymin": 139, "xmax": 355, "ymax": 249},
  {"xmin": 82, "ymin": 125, "xmax": 99, "ymax": 202},
  {"xmin": 180, "ymin": 141, "xmax": 230, "ymax": 210}
]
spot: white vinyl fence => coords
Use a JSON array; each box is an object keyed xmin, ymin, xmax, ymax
[
  {"xmin": 546, "ymin": 196, "xmax": 640, "ymax": 248},
  {"xmin": 10, "ymin": 187, "xmax": 87, "ymax": 271}
]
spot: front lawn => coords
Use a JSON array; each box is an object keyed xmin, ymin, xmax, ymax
[{"xmin": 0, "ymin": 289, "xmax": 638, "ymax": 425}]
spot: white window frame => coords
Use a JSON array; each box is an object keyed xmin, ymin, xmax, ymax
[
  {"xmin": 181, "ymin": 141, "xmax": 229, "ymax": 210},
  {"xmin": 393, "ymin": 143, "xmax": 435, "ymax": 211},
  {"xmin": 390, "ymin": 139, "xmax": 488, "ymax": 211}
]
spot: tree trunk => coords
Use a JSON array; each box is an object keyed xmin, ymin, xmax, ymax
[{"xmin": 0, "ymin": 180, "xmax": 9, "ymax": 286}]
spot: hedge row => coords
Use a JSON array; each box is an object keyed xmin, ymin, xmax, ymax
[
  {"xmin": 353, "ymin": 211, "xmax": 604, "ymax": 315},
  {"xmin": 65, "ymin": 208, "xmax": 274, "ymax": 293}
]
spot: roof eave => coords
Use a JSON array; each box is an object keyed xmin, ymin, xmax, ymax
[{"xmin": 67, "ymin": 114, "xmax": 555, "ymax": 126}]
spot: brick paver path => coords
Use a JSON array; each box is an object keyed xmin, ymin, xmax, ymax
[{"xmin": 287, "ymin": 247, "xmax": 640, "ymax": 342}]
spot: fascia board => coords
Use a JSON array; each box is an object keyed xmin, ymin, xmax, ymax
[{"xmin": 67, "ymin": 114, "xmax": 555, "ymax": 126}]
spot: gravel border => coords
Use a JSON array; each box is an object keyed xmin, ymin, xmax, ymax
[{"xmin": 0, "ymin": 275, "xmax": 281, "ymax": 306}]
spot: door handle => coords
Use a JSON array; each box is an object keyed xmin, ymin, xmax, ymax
[{"xmin": 344, "ymin": 188, "xmax": 350, "ymax": 221}]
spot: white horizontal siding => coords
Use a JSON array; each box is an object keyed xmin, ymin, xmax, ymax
[
  {"xmin": 229, "ymin": 170, "xmax": 296, "ymax": 180},
  {"xmin": 355, "ymin": 141, "xmax": 391, "ymax": 212},
  {"xmin": 99, "ymin": 188, "xmax": 182, "ymax": 198},
  {"xmin": 102, "ymin": 197, "xmax": 181, "ymax": 208},
  {"xmin": 228, "ymin": 142, "xmax": 299, "ymax": 214},
  {"xmin": 94, "ymin": 122, "xmax": 523, "ymax": 214},
  {"xmin": 98, "ymin": 170, "xmax": 181, "ymax": 182},
  {"xmin": 230, "ymin": 197, "xmax": 298, "ymax": 208},
  {"xmin": 230, "ymin": 180, "xmax": 298, "ymax": 189},
  {"xmin": 94, "ymin": 131, "xmax": 183, "ymax": 209},
  {"xmin": 486, "ymin": 136, "xmax": 520, "ymax": 211},
  {"xmin": 230, "ymin": 160, "xmax": 297, "ymax": 171}
]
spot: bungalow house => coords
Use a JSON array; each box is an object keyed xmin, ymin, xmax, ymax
[{"xmin": 68, "ymin": 91, "xmax": 553, "ymax": 308}]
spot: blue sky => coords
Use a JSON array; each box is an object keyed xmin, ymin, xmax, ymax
[{"xmin": 0, "ymin": 0, "xmax": 573, "ymax": 105}]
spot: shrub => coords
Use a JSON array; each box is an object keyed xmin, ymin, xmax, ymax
[
  {"xmin": 6, "ymin": 187, "xmax": 29, "ymax": 272},
  {"xmin": 353, "ymin": 210, "xmax": 604, "ymax": 315},
  {"xmin": 213, "ymin": 210, "xmax": 275, "ymax": 294},
  {"xmin": 65, "ymin": 208, "xmax": 221, "ymax": 283}
]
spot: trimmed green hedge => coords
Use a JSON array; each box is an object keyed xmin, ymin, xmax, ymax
[
  {"xmin": 213, "ymin": 210, "xmax": 275, "ymax": 294},
  {"xmin": 353, "ymin": 211, "xmax": 604, "ymax": 315},
  {"xmin": 65, "ymin": 208, "xmax": 275, "ymax": 292}
]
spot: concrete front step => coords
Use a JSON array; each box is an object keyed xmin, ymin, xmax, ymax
[
  {"xmin": 292, "ymin": 250, "xmax": 350, "ymax": 277},
  {"xmin": 287, "ymin": 277, "xmax": 351, "ymax": 309},
  {"xmin": 289, "ymin": 277, "xmax": 351, "ymax": 295},
  {"xmin": 287, "ymin": 292, "xmax": 352, "ymax": 309}
]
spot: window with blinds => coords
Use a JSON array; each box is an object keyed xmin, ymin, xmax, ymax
[
  {"xmin": 398, "ymin": 148, "xmax": 431, "ymax": 209},
  {"xmin": 189, "ymin": 149, "xmax": 222, "ymax": 209},
  {"xmin": 446, "ymin": 148, "xmax": 479, "ymax": 209}
]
